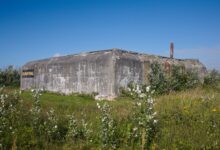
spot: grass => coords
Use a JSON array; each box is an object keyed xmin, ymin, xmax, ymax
[
  {"xmin": 154, "ymin": 86, "xmax": 220, "ymax": 149},
  {"xmin": 20, "ymin": 90, "xmax": 134, "ymax": 122},
  {"xmin": 1, "ymin": 85, "xmax": 220, "ymax": 149}
]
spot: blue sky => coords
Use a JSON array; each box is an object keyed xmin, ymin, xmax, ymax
[{"xmin": 0, "ymin": 0, "xmax": 220, "ymax": 70}]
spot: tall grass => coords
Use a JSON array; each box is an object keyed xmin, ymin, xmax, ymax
[
  {"xmin": 0, "ymin": 85, "xmax": 220, "ymax": 149},
  {"xmin": 154, "ymin": 87, "xmax": 220, "ymax": 149}
]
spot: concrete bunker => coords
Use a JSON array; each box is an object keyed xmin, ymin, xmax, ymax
[{"xmin": 21, "ymin": 49, "xmax": 207, "ymax": 99}]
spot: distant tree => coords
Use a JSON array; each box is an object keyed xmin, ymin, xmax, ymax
[{"xmin": 0, "ymin": 65, "xmax": 20, "ymax": 87}]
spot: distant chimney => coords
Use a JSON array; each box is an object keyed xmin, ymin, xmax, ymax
[{"xmin": 170, "ymin": 42, "xmax": 174, "ymax": 59}]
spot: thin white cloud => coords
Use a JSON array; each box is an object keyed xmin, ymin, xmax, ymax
[{"xmin": 53, "ymin": 53, "xmax": 62, "ymax": 57}]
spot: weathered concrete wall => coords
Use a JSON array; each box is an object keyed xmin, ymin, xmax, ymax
[
  {"xmin": 21, "ymin": 49, "xmax": 207, "ymax": 99},
  {"xmin": 113, "ymin": 50, "xmax": 144, "ymax": 95},
  {"xmin": 112, "ymin": 50, "xmax": 207, "ymax": 95},
  {"xmin": 21, "ymin": 50, "xmax": 115, "ymax": 98}
]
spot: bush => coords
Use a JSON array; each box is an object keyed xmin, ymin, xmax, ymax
[
  {"xmin": 0, "ymin": 89, "xmax": 66, "ymax": 149},
  {"xmin": 97, "ymin": 102, "xmax": 118, "ymax": 149},
  {"xmin": 148, "ymin": 63, "xmax": 168, "ymax": 95},
  {"xmin": 127, "ymin": 84, "xmax": 158, "ymax": 150},
  {"xmin": 0, "ymin": 66, "xmax": 20, "ymax": 87},
  {"xmin": 169, "ymin": 65, "xmax": 199, "ymax": 91},
  {"xmin": 149, "ymin": 63, "xmax": 199, "ymax": 95},
  {"xmin": 204, "ymin": 69, "xmax": 220, "ymax": 87}
]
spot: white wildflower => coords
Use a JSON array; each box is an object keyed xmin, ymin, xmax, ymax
[
  {"xmin": 133, "ymin": 127, "xmax": 138, "ymax": 131},
  {"xmin": 147, "ymin": 98, "xmax": 154, "ymax": 104},
  {"xmin": 149, "ymin": 115, "xmax": 153, "ymax": 120},
  {"xmin": 137, "ymin": 102, "xmax": 141, "ymax": 106},
  {"xmin": 146, "ymin": 86, "xmax": 150, "ymax": 92},
  {"xmin": 136, "ymin": 85, "xmax": 141, "ymax": 94},
  {"xmin": 139, "ymin": 93, "xmax": 146, "ymax": 98},
  {"xmin": 136, "ymin": 85, "xmax": 140, "ymax": 91},
  {"xmin": 151, "ymin": 90, "xmax": 155, "ymax": 94},
  {"xmin": 138, "ymin": 121, "xmax": 143, "ymax": 125},
  {"xmin": 153, "ymin": 112, "xmax": 157, "ymax": 116},
  {"xmin": 97, "ymin": 103, "xmax": 100, "ymax": 109},
  {"xmin": 49, "ymin": 108, "xmax": 54, "ymax": 114}
]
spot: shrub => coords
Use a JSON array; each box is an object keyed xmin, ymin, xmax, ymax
[
  {"xmin": 169, "ymin": 65, "xmax": 199, "ymax": 91},
  {"xmin": 67, "ymin": 113, "xmax": 92, "ymax": 142},
  {"xmin": 127, "ymin": 84, "xmax": 158, "ymax": 149},
  {"xmin": 204, "ymin": 69, "xmax": 220, "ymax": 87},
  {"xmin": 149, "ymin": 63, "xmax": 199, "ymax": 95},
  {"xmin": 97, "ymin": 102, "xmax": 118, "ymax": 149},
  {"xmin": 148, "ymin": 63, "xmax": 168, "ymax": 95},
  {"xmin": 0, "ymin": 89, "xmax": 28, "ymax": 149},
  {"xmin": 0, "ymin": 66, "xmax": 20, "ymax": 87}
]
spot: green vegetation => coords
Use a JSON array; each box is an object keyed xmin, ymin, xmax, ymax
[
  {"xmin": 0, "ymin": 84, "xmax": 220, "ymax": 149},
  {"xmin": 0, "ymin": 66, "xmax": 20, "ymax": 87},
  {"xmin": 149, "ymin": 63, "xmax": 199, "ymax": 95},
  {"xmin": 155, "ymin": 87, "xmax": 220, "ymax": 149},
  {"xmin": 204, "ymin": 69, "xmax": 220, "ymax": 88}
]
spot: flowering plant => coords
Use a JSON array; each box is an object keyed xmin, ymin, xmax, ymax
[
  {"xmin": 97, "ymin": 102, "xmax": 118, "ymax": 149},
  {"xmin": 128, "ymin": 84, "xmax": 158, "ymax": 149}
]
